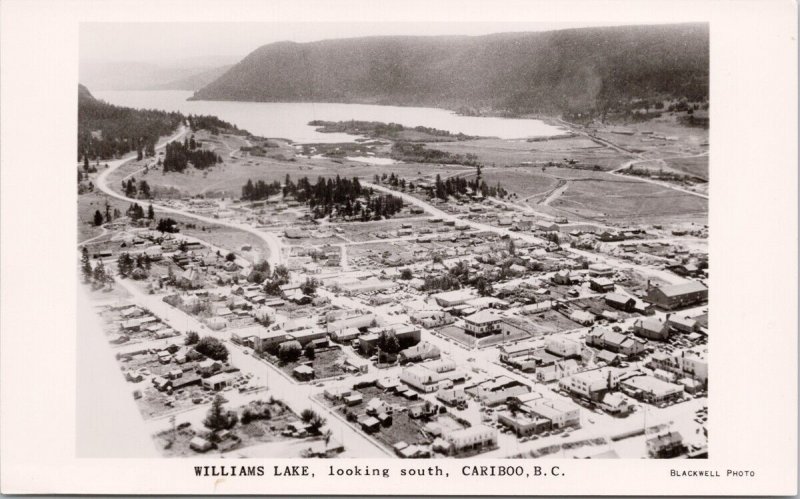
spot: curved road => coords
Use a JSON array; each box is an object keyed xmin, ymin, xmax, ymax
[{"xmin": 94, "ymin": 126, "xmax": 285, "ymax": 268}]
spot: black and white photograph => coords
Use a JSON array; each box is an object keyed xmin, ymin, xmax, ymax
[
  {"xmin": 76, "ymin": 21, "xmax": 710, "ymax": 460},
  {"xmin": 0, "ymin": 0, "xmax": 796, "ymax": 496}
]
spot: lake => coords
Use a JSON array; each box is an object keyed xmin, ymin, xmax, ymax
[{"xmin": 94, "ymin": 90, "xmax": 567, "ymax": 144}]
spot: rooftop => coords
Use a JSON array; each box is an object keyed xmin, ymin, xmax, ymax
[{"xmin": 656, "ymin": 281, "xmax": 708, "ymax": 297}]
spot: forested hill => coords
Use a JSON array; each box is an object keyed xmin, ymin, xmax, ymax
[
  {"xmin": 192, "ymin": 24, "xmax": 708, "ymax": 116},
  {"xmin": 78, "ymin": 84, "xmax": 184, "ymax": 161},
  {"xmin": 78, "ymin": 84, "xmax": 245, "ymax": 161}
]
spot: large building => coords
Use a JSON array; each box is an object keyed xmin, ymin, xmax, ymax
[
  {"xmin": 620, "ymin": 375, "xmax": 684, "ymax": 404},
  {"xmin": 528, "ymin": 398, "xmax": 580, "ymax": 429},
  {"xmin": 463, "ymin": 310, "xmax": 502, "ymax": 336},
  {"xmin": 559, "ymin": 367, "xmax": 623, "ymax": 402},
  {"xmin": 432, "ymin": 289, "xmax": 476, "ymax": 308},
  {"xmin": 648, "ymin": 347, "xmax": 708, "ymax": 385},
  {"xmin": 545, "ymin": 335, "xmax": 583, "ymax": 358},
  {"xmin": 645, "ymin": 281, "xmax": 708, "ymax": 310},
  {"xmin": 442, "ymin": 425, "xmax": 497, "ymax": 454}
]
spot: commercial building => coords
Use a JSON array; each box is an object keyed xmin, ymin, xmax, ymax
[
  {"xmin": 559, "ymin": 367, "xmax": 623, "ymax": 402},
  {"xmin": 400, "ymin": 364, "xmax": 444, "ymax": 393},
  {"xmin": 463, "ymin": 310, "xmax": 502, "ymax": 336},
  {"xmin": 442, "ymin": 425, "xmax": 497, "ymax": 454},
  {"xmin": 497, "ymin": 411, "xmax": 551, "ymax": 437},
  {"xmin": 528, "ymin": 397, "xmax": 580, "ymax": 429},
  {"xmin": 620, "ymin": 375, "xmax": 684, "ymax": 404},
  {"xmin": 589, "ymin": 277, "xmax": 615, "ymax": 293},
  {"xmin": 545, "ymin": 335, "xmax": 583, "ymax": 358},
  {"xmin": 467, "ymin": 376, "xmax": 531, "ymax": 406},
  {"xmin": 645, "ymin": 281, "xmax": 708, "ymax": 310},
  {"xmin": 432, "ymin": 289, "xmax": 476, "ymax": 308}
]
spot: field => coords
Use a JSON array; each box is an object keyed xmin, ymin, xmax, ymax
[
  {"xmin": 331, "ymin": 217, "xmax": 432, "ymax": 243},
  {"xmin": 108, "ymin": 131, "xmax": 474, "ymax": 199},
  {"xmin": 546, "ymin": 177, "xmax": 708, "ymax": 224},
  {"xmin": 423, "ymin": 137, "xmax": 630, "ymax": 170},
  {"xmin": 77, "ymin": 190, "xmax": 138, "ymax": 242},
  {"xmin": 662, "ymin": 156, "xmax": 709, "ymax": 180},
  {"xmin": 173, "ymin": 216, "xmax": 272, "ymax": 263}
]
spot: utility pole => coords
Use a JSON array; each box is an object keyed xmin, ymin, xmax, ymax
[{"xmin": 169, "ymin": 415, "xmax": 176, "ymax": 444}]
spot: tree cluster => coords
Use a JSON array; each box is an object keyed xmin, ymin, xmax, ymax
[
  {"xmin": 78, "ymin": 85, "xmax": 181, "ymax": 161},
  {"xmin": 263, "ymin": 264, "xmax": 290, "ymax": 296},
  {"xmin": 187, "ymin": 114, "xmax": 243, "ymax": 136},
  {"xmin": 203, "ymin": 395, "xmax": 238, "ymax": 432},
  {"xmin": 433, "ymin": 171, "xmax": 507, "ymax": 200},
  {"xmin": 117, "ymin": 252, "xmax": 151, "ymax": 279},
  {"xmin": 300, "ymin": 408, "xmax": 326, "ymax": 434},
  {"xmin": 277, "ymin": 340, "xmax": 302, "ymax": 362},
  {"xmin": 390, "ymin": 142, "xmax": 480, "ymax": 166},
  {"xmin": 281, "ymin": 174, "xmax": 401, "ymax": 220},
  {"xmin": 81, "ymin": 248, "xmax": 114, "ymax": 288},
  {"xmin": 163, "ymin": 140, "xmax": 222, "ymax": 173},
  {"xmin": 195, "ymin": 336, "xmax": 229, "ymax": 362},
  {"xmin": 156, "ymin": 218, "xmax": 180, "ymax": 233},
  {"xmin": 241, "ymin": 179, "xmax": 282, "ymax": 201}
]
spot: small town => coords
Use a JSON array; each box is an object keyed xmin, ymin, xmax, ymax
[
  {"xmin": 78, "ymin": 123, "xmax": 709, "ymax": 460},
  {"xmin": 75, "ymin": 23, "xmax": 710, "ymax": 460}
]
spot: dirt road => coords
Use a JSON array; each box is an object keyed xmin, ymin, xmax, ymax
[{"xmin": 94, "ymin": 126, "xmax": 285, "ymax": 268}]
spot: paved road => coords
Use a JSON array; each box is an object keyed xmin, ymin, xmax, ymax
[{"xmin": 93, "ymin": 126, "xmax": 285, "ymax": 269}]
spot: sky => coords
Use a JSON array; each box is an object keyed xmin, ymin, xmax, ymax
[{"xmin": 80, "ymin": 22, "xmax": 635, "ymax": 67}]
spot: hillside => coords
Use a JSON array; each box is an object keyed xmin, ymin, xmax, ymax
[
  {"xmin": 192, "ymin": 24, "xmax": 708, "ymax": 115},
  {"xmin": 78, "ymin": 84, "xmax": 184, "ymax": 160},
  {"xmin": 78, "ymin": 85, "xmax": 245, "ymax": 161}
]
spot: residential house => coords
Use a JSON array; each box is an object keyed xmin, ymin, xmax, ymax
[
  {"xmin": 633, "ymin": 318, "xmax": 670, "ymax": 341},
  {"xmin": 605, "ymin": 293, "xmax": 635, "ymax": 312},
  {"xmin": 569, "ymin": 310, "xmax": 595, "ymax": 326},
  {"xmin": 586, "ymin": 328, "xmax": 647, "ymax": 357}
]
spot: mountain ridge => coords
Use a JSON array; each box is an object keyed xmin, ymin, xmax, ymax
[{"xmin": 192, "ymin": 24, "xmax": 709, "ymax": 115}]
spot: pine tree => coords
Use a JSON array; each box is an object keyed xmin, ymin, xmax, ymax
[
  {"xmin": 81, "ymin": 247, "xmax": 92, "ymax": 283},
  {"xmin": 147, "ymin": 204, "xmax": 155, "ymax": 219},
  {"xmin": 92, "ymin": 259, "xmax": 107, "ymax": 286},
  {"xmin": 93, "ymin": 210, "xmax": 104, "ymax": 226}
]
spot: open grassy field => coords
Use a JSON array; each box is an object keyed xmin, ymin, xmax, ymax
[
  {"xmin": 77, "ymin": 190, "xmax": 139, "ymax": 242},
  {"xmin": 590, "ymin": 112, "xmax": 708, "ymax": 158},
  {"xmin": 662, "ymin": 156, "xmax": 709, "ymax": 180},
  {"xmin": 330, "ymin": 217, "xmax": 432, "ymax": 242},
  {"xmin": 172, "ymin": 215, "xmax": 272, "ymax": 263},
  {"xmin": 424, "ymin": 137, "xmax": 629, "ymax": 170},
  {"xmin": 547, "ymin": 177, "xmax": 708, "ymax": 224},
  {"xmin": 472, "ymin": 165, "xmax": 708, "ymax": 225}
]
